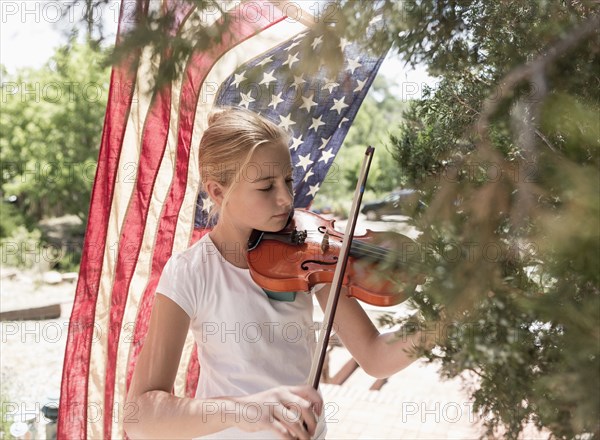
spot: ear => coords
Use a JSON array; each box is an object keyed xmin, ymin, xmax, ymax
[{"xmin": 204, "ymin": 180, "xmax": 226, "ymax": 207}]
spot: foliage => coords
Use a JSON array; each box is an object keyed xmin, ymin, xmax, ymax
[
  {"xmin": 0, "ymin": 387, "xmax": 15, "ymax": 440},
  {"xmin": 315, "ymin": 75, "xmax": 409, "ymax": 214},
  {"xmin": 0, "ymin": 202, "xmax": 25, "ymax": 239},
  {"xmin": 383, "ymin": 1, "xmax": 600, "ymax": 439},
  {"xmin": 0, "ymin": 41, "xmax": 110, "ymax": 225},
  {"xmin": 0, "ymin": 226, "xmax": 42, "ymax": 269}
]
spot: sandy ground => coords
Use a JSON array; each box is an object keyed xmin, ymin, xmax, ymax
[{"xmin": 1, "ymin": 269, "xmax": 74, "ymax": 439}]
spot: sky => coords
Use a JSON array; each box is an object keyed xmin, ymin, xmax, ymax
[{"xmin": 0, "ymin": 0, "xmax": 438, "ymax": 100}]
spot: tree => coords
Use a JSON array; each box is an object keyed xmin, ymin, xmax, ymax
[
  {"xmin": 384, "ymin": 2, "xmax": 599, "ymax": 438},
  {"xmin": 1, "ymin": 42, "xmax": 110, "ymax": 227}
]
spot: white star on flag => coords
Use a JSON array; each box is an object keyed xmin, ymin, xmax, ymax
[
  {"xmin": 287, "ymin": 40, "xmax": 301, "ymax": 51},
  {"xmin": 231, "ymin": 72, "xmax": 246, "ymax": 88},
  {"xmin": 339, "ymin": 38, "xmax": 350, "ymax": 51},
  {"xmin": 331, "ymin": 97, "xmax": 349, "ymax": 114},
  {"xmin": 257, "ymin": 56, "xmax": 273, "ymax": 66},
  {"xmin": 296, "ymin": 153, "xmax": 314, "ymax": 171},
  {"xmin": 260, "ymin": 70, "xmax": 277, "ymax": 85},
  {"xmin": 293, "ymin": 32, "xmax": 308, "ymax": 41},
  {"xmin": 303, "ymin": 168, "xmax": 314, "ymax": 182},
  {"xmin": 290, "ymin": 135, "xmax": 303, "ymax": 151},
  {"xmin": 201, "ymin": 194, "xmax": 213, "ymax": 213},
  {"xmin": 239, "ymin": 90, "xmax": 255, "ymax": 108},
  {"xmin": 354, "ymin": 79, "xmax": 366, "ymax": 92},
  {"xmin": 347, "ymin": 57, "xmax": 362, "ymax": 74},
  {"xmin": 307, "ymin": 183, "xmax": 320, "ymax": 198},
  {"xmin": 324, "ymin": 81, "xmax": 339, "ymax": 93},
  {"xmin": 309, "ymin": 115, "xmax": 326, "ymax": 132},
  {"xmin": 269, "ymin": 92, "xmax": 284, "ymax": 109},
  {"xmin": 300, "ymin": 93, "xmax": 317, "ymax": 112},
  {"xmin": 319, "ymin": 136, "xmax": 331, "ymax": 149},
  {"xmin": 291, "ymin": 74, "xmax": 305, "ymax": 90},
  {"xmin": 311, "ymin": 35, "xmax": 323, "ymax": 50},
  {"xmin": 283, "ymin": 52, "xmax": 299, "ymax": 68},
  {"xmin": 278, "ymin": 113, "xmax": 296, "ymax": 130},
  {"xmin": 318, "ymin": 149, "xmax": 335, "ymax": 164}
]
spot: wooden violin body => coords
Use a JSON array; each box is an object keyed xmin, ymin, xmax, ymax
[{"xmin": 247, "ymin": 209, "xmax": 423, "ymax": 307}]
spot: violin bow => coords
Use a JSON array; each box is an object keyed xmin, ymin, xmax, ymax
[{"xmin": 307, "ymin": 146, "xmax": 375, "ymax": 390}]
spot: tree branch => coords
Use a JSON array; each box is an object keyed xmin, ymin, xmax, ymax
[
  {"xmin": 452, "ymin": 89, "xmax": 479, "ymax": 116},
  {"xmin": 476, "ymin": 13, "xmax": 600, "ymax": 140}
]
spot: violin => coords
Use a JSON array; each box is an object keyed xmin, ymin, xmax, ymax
[
  {"xmin": 249, "ymin": 146, "xmax": 423, "ymax": 394},
  {"xmin": 247, "ymin": 208, "xmax": 424, "ymax": 307}
]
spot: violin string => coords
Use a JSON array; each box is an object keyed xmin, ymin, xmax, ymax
[
  {"xmin": 300, "ymin": 232, "xmax": 392, "ymax": 258},
  {"xmin": 351, "ymin": 240, "xmax": 397, "ymax": 261},
  {"xmin": 293, "ymin": 231, "xmax": 411, "ymax": 263}
]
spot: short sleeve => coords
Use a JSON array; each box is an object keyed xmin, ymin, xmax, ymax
[{"xmin": 156, "ymin": 254, "xmax": 197, "ymax": 320}]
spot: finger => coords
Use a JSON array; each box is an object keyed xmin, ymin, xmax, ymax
[
  {"xmin": 274, "ymin": 405, "xmax": 310, "ymax": 440},
  {"xmin": 280, "ymin": 394, "xmax": 318, "ymax": 437},
  {"xmin": 270, "ymin": 417, "xmax": 296, "ymax": 440},
  {"xmin": 288, "ymin": 385, "xmax": 324, "ymax": 415},
  {"xmin": 288, "ymin": 385, "xmax": 323, "ymax": 429}
]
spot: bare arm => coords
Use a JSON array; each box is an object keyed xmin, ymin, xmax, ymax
[
  {"xmin": 125, "ymin": 293, "xmax": 233, "ymax": 439},
  {"xmin": 125, "ymin": 293, "xmax": 323, "ymax": 440},
  {"xmin": 314, "ymin": 286, "xmax": 423, "ymax": 379}
]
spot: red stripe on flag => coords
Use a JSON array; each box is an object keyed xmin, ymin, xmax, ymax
[
  {"xmin": 103, "ymin": 81, "xmax": 174, "ymax": 439},
  {"xmin": 125, "ymin": 9, "xmax": 286, "ymax": 401},
  {"xmin": 57, "ymin": 1, "xmax": 146, "ymax": 438},
  {"xmin": 104, "ymin": 10, "xmax": 283, "ymax": 439},
  {"xmin": 101, "ymin": 1, "xmax": 202, "ymax": 435}
]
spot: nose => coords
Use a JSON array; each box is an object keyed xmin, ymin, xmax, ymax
[{"xmin": 277, "ymin": 179, "xmax": 294, "ymax": 208}]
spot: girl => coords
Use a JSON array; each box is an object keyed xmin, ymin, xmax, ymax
[{"xmin": 125, "ymin": 108, "xmax": 423, "ymax": 440}]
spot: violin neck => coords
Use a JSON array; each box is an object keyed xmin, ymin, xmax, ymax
[{"xmin": 349, "ymin": 240, "xmax": 399, "ymax": 266}]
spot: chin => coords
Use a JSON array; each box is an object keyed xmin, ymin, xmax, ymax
[{"xmin": 262, "ymin": 216, "xmax": 288, "ymax": 231}]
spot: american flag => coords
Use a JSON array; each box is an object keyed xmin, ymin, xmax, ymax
[{"xmin": 58, "ymin": 1, "xmax": 387, "ymax": 439}]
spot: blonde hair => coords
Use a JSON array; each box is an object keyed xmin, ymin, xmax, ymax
[{"xmin": 198, "ymin": 107, "xmax": 290, "ymax": 223}]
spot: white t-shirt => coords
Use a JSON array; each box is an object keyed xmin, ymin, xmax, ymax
[{"xmin": 156, "ymin": 233, "xmax": 327, "ymax": 439}]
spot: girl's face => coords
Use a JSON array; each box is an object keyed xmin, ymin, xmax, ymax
[{"xmin": 222, "ymin": 140, "xmax": 294, "ymax": 234}]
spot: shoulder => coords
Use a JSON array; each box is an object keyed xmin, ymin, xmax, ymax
[
  {"xmin": 169, "ymin": 234, "xmax": 218, "ymax": 270},
  {"xmin": 162, "ymin": 233, "xmax": 232, "ymax": 297},
  {"xmin": 157, "ymin": 235, "xmax": 217, "ymax": 320}
]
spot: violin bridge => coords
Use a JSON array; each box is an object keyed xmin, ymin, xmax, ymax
[{"xmin": 321, "ymin": 232, "xmax": 330, "ymax": 253}]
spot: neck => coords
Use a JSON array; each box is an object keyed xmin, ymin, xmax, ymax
[{"xmin": 209, "ymin": 224, "xmax": 251, "ymax": 269}]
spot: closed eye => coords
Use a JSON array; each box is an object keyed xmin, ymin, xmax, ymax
[{"xmin": 259, "ymin": 178, "xmax": 293, "ymax": 192}]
